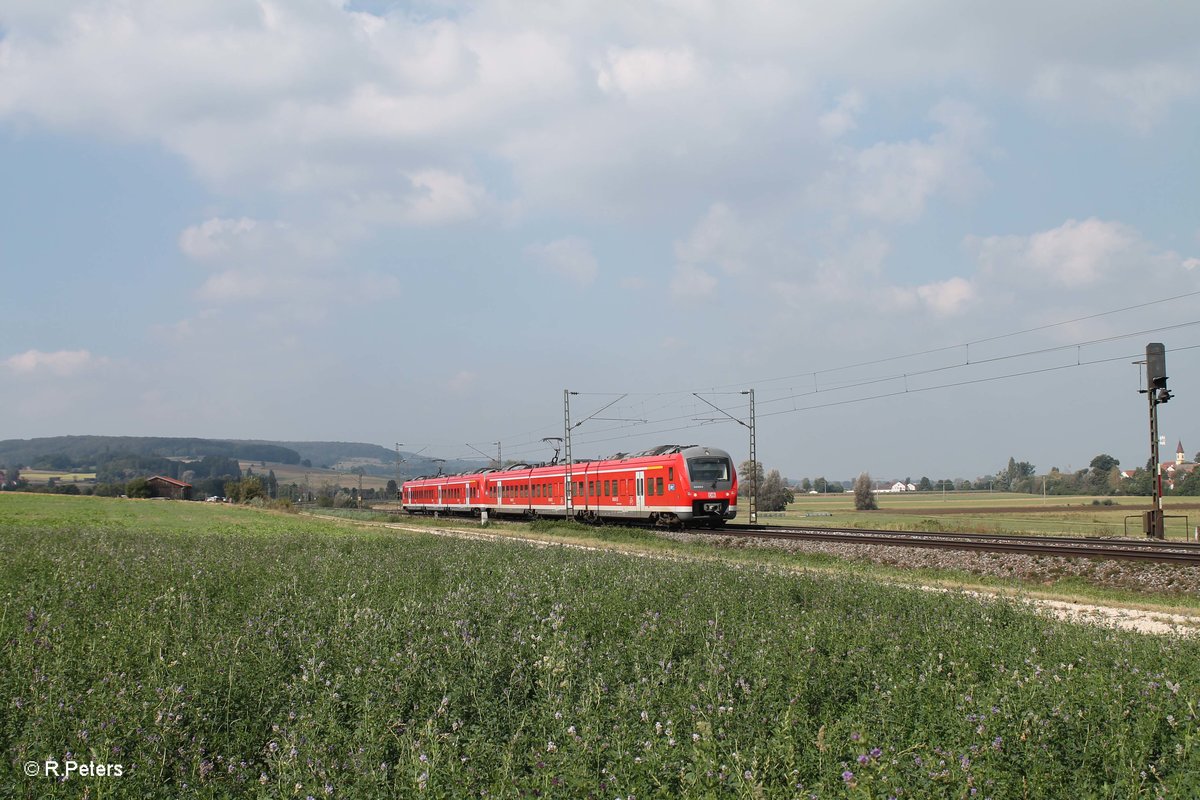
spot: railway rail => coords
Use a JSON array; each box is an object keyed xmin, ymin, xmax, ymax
[{"xmin": 696, "ymin": 523, "xmax": 1200, "ymax": 565}]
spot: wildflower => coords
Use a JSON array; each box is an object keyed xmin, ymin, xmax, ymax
[
  {"xmin": 743, "ymin": 770, "xmax": 753, "ymax": 780},
  {"xmin": 858, "ymin": 754, "xmax": 870, "ymax": 765},
  {"xmin": 547, "ymin": 741, "xmax": 557, "ymax": 753},
  {"xmin": 842, "ymin": 770, "xmax": 854, "ymax": 783},
  {"xmin": 850, "ymin": 732, "xmax": 861, "ymax": 742},
  {"xmin": 870, "ymin": 748, "xmax": 883, "ymax": 758}
]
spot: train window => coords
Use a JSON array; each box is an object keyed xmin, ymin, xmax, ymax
[
  {"xmin": 656, "ymin": 477, "xmax": 664, "ymax": 494},
  {"xmin": 647, "ymin": 479, "xmax": 654, "ymax": 496},
  {"xmin": 669, "ymin": 467, "xmax": 674, "ymax": 481},
  {"xmin": 603, "ymin": 480, "xmax": 610, "ymax": 496}
]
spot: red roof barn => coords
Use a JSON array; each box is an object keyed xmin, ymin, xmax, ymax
[{"xmin": 146, "ymin": 476, "xmax": 192, "ymax": 500}]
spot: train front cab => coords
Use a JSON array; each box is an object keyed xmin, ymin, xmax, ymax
[{"xmin": 680, "ymin": 446, "xmax": 737, "ymax": 525}]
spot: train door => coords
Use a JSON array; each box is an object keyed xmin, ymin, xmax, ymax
[{"xmin": 635, "ymin": 470, "xmax": 645, "ymax": 515}]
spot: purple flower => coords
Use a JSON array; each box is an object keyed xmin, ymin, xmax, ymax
[
  {"xmin": 857, "ymin": 755, "xmax": 870, "ymax": 765},
  {"xmin": 842, "ymin": 770, "xmax": 854, "ymax": 783},
  {"xmin": 870, "ymin": 747, "xmax": 883, "ymax": 758},
  {"xmin": 850, "ymin": 732, "xmax": 861, "ymax": 742}
]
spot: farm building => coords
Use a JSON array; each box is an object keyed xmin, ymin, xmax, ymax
[{"xmin": 147, "ymin": 476, "xmax": 192, "ymax": 500}]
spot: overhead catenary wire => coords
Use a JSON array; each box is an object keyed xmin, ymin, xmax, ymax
[{"xmin": 412, "ymin": 290, "xmax": 1200, "ymax": 462}]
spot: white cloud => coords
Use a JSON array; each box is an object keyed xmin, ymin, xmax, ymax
[
  {"xmin": 397, "ymin": 170, "xmax": 487, "ymax": 225},
  {"xmin": 970, "ymin": 218, "xmax": 1143, "ymax": 288},
  {"xmin": 596, "ymin": 46, "xmax": 700, "ymax": 98},
  {"xmin": 525, "ymin": 237, "xmax": 599, "ymax": 286},
  {"xmin": 446, "ymin": 370, "xmax": 476, "ymax": 393},
  {"xmin": 889, "ymin": 277, "xmax": 976, "ymax": 317},
  {"xmin": 818, "ymin": 100, "xmax": 989, "ymax": 224},
  {"xmin": 674, "ymin": 204, "xmax": 753, "ymax": 277},
  {"xmin": 1030, "ymin": 61, "xmax": 1199, "ymax": 133},
  {"xmin": 178, "ymin": 217, "xmax": 261, "ymax": 261},
  {"xmin": 179, "ymin": 217, "xmax": 338, "ymax": 264},
  {"xmin": 3, "ymin": 349, "xmax": 102, "ymax": 377},
  {"xmin": 669, "ymin": 262, "xmax": 718, "ymax": 299},
  {"xmin": 818, "ymin": 90, "xmax": 864, "ymax": 138}
]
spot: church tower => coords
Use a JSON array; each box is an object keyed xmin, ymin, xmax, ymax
[{"xmin": 1177, "ymin": 441, "xmax": 1186, "ymax": 466}]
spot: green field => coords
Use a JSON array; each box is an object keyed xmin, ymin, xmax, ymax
[
  {"xmin": 241, "ymin": 461, "xmax": 395, "ymax": 493},
  {"xmin": 16, "ymin": 469, "xmax": 97, "ymax": 485},
  {"xmin": 2, "ymin": 494, "xmax": 1199, "ymax": 797},
  {"xmin": 770, "ymin": 491, "xmax": 1200, "ymax": 540}
]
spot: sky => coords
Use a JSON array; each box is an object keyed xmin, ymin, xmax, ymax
[{"xmin": 1, "ymin": 0, "xmax": 1199, "ymax": 482}]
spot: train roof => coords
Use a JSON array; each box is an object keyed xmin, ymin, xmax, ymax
[{"xmin": 402, "ymin": 444, "xmax": 734, "ymax": 484}]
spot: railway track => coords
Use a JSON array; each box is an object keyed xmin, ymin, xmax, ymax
[{"xmin": 694, "ymin": 523, "xmax": 1200, "ymax": 565}]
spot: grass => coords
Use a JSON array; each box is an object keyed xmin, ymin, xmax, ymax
[
  {"xmin": 336, "ymin": 505, "xmax": 1200, "ymax": 612},
  {"xmin": 3, "ymin": 494, "xmax": 1200, "ymax": 797}
]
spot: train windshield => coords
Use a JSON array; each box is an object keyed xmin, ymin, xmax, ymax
[{"xmin": 687, "ymin": 456, "xmax": 733, "ymax": 488}]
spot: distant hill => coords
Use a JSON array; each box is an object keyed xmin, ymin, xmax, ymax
[
  {"xmin": 0, "ymin": 436, "xmax": 485, "ymax": 479},
  {"xmin": 0, "ymin": 436, "xmax": 301, "ymax": 467}
]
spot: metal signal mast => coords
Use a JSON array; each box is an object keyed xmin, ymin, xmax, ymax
[{"xmin": 1139, "ymin": 343, "xmax": 1173, "ymax": 538}]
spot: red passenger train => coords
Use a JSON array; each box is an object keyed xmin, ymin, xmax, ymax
[{"xmin": 401, "ymin": 444, "xmax": 737, "ymax": 528}]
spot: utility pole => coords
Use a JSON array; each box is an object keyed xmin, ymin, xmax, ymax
[
  {"xmin": 564, "ymin": 390, "xmax": 574, "ymax": 520},
  {"xmin": 744, "ymin": 388, "xmax": 757, "ymax": 524},
  {"xmin": 394, "ymin": 443, "xmax": 404, "ymax": 500},
  {"xmin": 1138, "ymin": 343, "xmax": 1173, "ymax": 538},
  {"xmin": 693, "ymin": 389, "xmax": 757, "ymax": 523}
]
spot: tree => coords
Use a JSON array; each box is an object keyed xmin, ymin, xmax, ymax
[
  {"xmin": 800, "ymin": 478, "xmax": 812, "ymax": 492},
  {"xmin": 126, "ymin": 477, "xmax": 153, "ymax": 498},
  {"xmin": 853, "ymin": 472, "xmax": 878, "ymax": 510},
  {"xmin": 1086, "ymin": 454, "xmax": 1120, "ymax": 495},
  {"xmin": 243, "ymin": 476, "xmax": 264, "ymax": 502},
  {"xmin": 759, "ymin": 469, "xmax": 794, "ymax": 511},
  {"xmin": 1174, "ymin": 468, "xmax": 1200, "ymax": 496},
  {"xmin": 1119, "ymin": 468, "xmax": 1154, "ymax": 496},
  {"xmin": 917, "ymin": 476, "xmax": 933, "ymax": 491},
  {"xmin": 386, "ymin": 479, "xmax": 399, "ymax": 498},
  {"xmin": 996, "ymin": 457, "xmax": 1036, "ymax": 493},
  {"xmin": 738, "ymin": 460, "xmax": 766, "ymax": 497}
]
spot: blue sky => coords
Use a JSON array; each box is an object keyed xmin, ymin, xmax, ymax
[{"xmin": 2, "ymin": 1, "xmax": 1198, "ymax": 481}]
